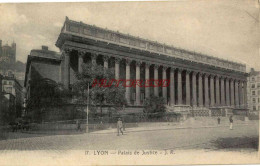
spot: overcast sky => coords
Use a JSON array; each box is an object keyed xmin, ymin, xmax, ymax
[{"xmin": 0, "ymin": 0, "xmax": 259, "ymax": 72}]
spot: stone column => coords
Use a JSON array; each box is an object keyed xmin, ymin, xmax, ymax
[
  {"xmin": 115, "ymin": 57, "xmax": 120, "ymax": 79},
  {"xmin": 198, "ymin": 72, "xmax": 203, "ymax": 107},
  {"xmin": 60, "ymin": 56, "xmax": 64, "ymax": 83},
  {"xmin": 170, "ymin": 68, "xmax": 175, "ymax": 106},
  {"xmin": 210, "ymin": 75, "xmax": 215, "ymax": 107},
  {"xmin": 103, "ymin": 55, "xmax": 109, "ymax": 69},
  {"xmin": 154, "ymin": 64, "xmax": 159, "ymax": 97},
  {"xmin": 220, "ymin": 77, "xmax": 225, "ymax": 106},
  {"xmin": 235, "ymin": 80, "xmax": 239, "ymax": 108},
  {"xmin": 185, "ymin": 70, "xmax": 191, "ymax": 106},
  {"xmin": 91, "ymin": 53, "xmax": 97, "ymax": 66},
  {"xmin": 145, "ymin": 62, "xmax": 151, "ymax": 99},
  {"xmin": 177, "ymin": 69, "xmax": 183, "ymax": 105},
  {"xmin": 78, "ymin": 51, "xmax": 84, "ymax": 73},
  {"xmin": 230, "ymin": 79, "xmax": 235, "ymax": 107},
  {"xmin": 162, "ymin": 66, "xmax": 167, "ymax": 101},
  {"xmin": 225, "ymin": 78, "xmax": 230, "ymax": 106},
  {"xmin": 125, "ymin": 59, "xmax": 131, "ymax": 105},
  {"xmin": 135, "ymin": 61, "xmax": 141, "ymax": 106},
  {"xmin": 204, "ymin": 73, "xmax": 209, "ymax": 107},
  {"xmin": 239, "ymin": 80, "xmax": 243, "ymax": 108},
  {"xmin": 63, "ymin": 49, "xmax": 70, "ymax": 89},
  {"xmin": 192, "ymin": 71, "xmax": 197, "ymax": 107},
  {"xmin": 244, "ymin": 81, "xmax": 247, "ymax": 108},
  {"xmin": 215, "ymin": 76, "xmax": 220, "ymax": 106}
]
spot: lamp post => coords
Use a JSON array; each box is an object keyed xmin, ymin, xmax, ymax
[{"xmin": 86, "ymin": 83, "xmax": 89, "ymax": 133}]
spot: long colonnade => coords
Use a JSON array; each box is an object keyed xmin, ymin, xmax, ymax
[{"xmin": 61, "ymin": 50, "xmax": 247, "ymax": 108}]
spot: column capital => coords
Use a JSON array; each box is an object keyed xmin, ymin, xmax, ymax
[
  {"xmin": 136, "ymin": 61, "xmax": 142, "ymax": 66},
  {"xmin": 170, "ymin": 67, "xmax": 175, "ymax": 72},
  {"xmin": 219, "ymin": 75, "xmax": 225, "ymax": 79},
  {"xmin": 192, "ymin": 71, "xmax": 198, "ymax": 75},
  {"xmin": 186, "ymin": 70, "xmax": 192, "ymax": 74},
  {"xmin": 125, "ymin": 58, "xmax": 132, "ymax": 65},
  {"xmin": 177, "ymin": 68, "xmax": 184, "ymax": 72},
  {"xmin": 115, "ymin": 57, "xmax": 122, "ymax": 64},
  {"xmin": 203, "ymin": 73, "xmax": 210, "ymax": 78},
  {"xmin": 225, "ymin": 77, "xmax": 231, "ymax": 81},
  {"xmin": 103, "ymin": 55, "xmax": 109, "ymax": 62},
  {"xmin": 78, "ymin": 51, "xmax": 86, "ymax": 57},
  {"xmin": 162, "ymin": 66, "xmax": 168, "ymax": 71},
  {"xmin": 215, "ymin": 74, "xmax": 221, "ymax": 79},
  {"xmin": 154, "ymin": 64, "xmax": 160, "ymax": 69},
  {"xmin": 198, "ymin": 72, "xmax": 203, "ymax": 77},
  {"xmin": 145, "ymin": 62, "xmax": 152, "ymax": 68},
  {"xmin": 170, "ymin": 66, "xmax": 177, "ymax": 71},
  {"xmin": 63, "ymin": 47, "xmax": 72, "ymax": 54},
  {"xmin": 91, "ymin": 53, "xmax": 98, "ymax": 59}
]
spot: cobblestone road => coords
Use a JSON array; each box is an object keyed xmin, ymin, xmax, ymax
[{"xmin": 0, "ymin": 122, "xmax": 258, "ymax": 151}]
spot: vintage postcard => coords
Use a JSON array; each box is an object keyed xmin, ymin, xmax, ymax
[{"xmin": 0, "ymin": 0, "xmax": 259, "ymax": 165}]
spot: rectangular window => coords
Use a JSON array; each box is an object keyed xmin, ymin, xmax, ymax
[
  {"xmin": 252, "ymin": 91, "xmax": 256, "ymax": 95},
  {"xmin": 252, "ymin": 77, "xmax": 255, "ymax": 81},
  {"xmin": 252, "ymin": 98, "xmax": 256, "ymax": 103},
  {"xmin": 253, "ymin": 106, "xmax": 256, "ymax": 110},
  {"xmin": 251, "ymin": 84, "xmax": 255, "ymax": 88}
]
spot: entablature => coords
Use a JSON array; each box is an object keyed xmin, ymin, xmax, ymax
[{"xmin": 56, "ymin": 17, "xmax": 246, "ymax": 73}]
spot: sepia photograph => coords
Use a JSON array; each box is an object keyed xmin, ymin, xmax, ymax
[{"xmin": 0, "ymin": 0, "xmax": 259, "ymax": 165}]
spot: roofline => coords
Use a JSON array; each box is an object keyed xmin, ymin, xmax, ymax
[
  {"xmin": 56, "ymin": 16, "xmax": 246, "ymax": 67},
  {"xmin": 24, "ymin": 54, "xmax": 61, "ymax": 87}
]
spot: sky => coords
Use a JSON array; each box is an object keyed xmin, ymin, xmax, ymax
[{"xmin": 0, "ymin": 0, "xmax": 259, "ymax": 72}]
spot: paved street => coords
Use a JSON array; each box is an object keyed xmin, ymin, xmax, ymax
[{"xmin": 0, "ymin": 121, "xmax": 258, "ymax": 151}]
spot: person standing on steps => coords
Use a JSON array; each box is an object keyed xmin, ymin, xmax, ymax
[
  {"xmin": 117, "ymin": 118, "xmax": 124, "ymax": 136},
  {"xmin": 229, "ymin": 115, "xmax": 233, "ymax": 130},
  {"xmin": 217, "ymin": 116, "xmax": 221, "ymax": 125}
]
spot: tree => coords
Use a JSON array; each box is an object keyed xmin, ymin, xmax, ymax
[
  {"xmin": 73, "ymin": 63, "xmax": 127, "ymax": 116},
  {"xmin": 143, "ymin": 95, "xmax": 166, "ymax": 119},
  {"xmin": 26, "ymin": 78, "xmax": 72, "ymax": 122}
]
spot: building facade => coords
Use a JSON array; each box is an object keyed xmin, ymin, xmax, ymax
[
  {"xmin": 24, "ymin": 46, "xmax": 61, "ymax": 100},
  {"xmin": 0, "ymin": 40, "xmax": 16, "ymax": 63},
  {"xmin": 1, "ymin": 75, "xmax": 24, "ymax": 108},
  {"xmin": 53, "ymin": 17, "xmax": 248, "ymax": 115},
  {"xmin": 247, "ymin": 68, "xmax": 260, "ymax": 114}
]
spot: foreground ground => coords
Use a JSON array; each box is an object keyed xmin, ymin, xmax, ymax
[{"xmin": 0, "ymin": 121, "xmax": 258, "ymax": 151}]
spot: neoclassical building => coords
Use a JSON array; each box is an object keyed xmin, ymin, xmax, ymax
[{"xmin": 55, "ymin": 17, "xmax": 248, "ymax": 115}]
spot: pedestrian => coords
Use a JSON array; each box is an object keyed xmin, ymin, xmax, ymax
[
  {"xmin": 76, "ymin": 120, "xmax": 81, "ymax": 131},
  {"xmin": 229, "ymin": 115, "xmax": 233, "ymax": 130},
  {"xmin": 117, "ymin": 118, "xmax": 123, "ymax": 136},
  {"xmin": 217, "ymin": 117, "xmax": 221, "ymax": 124}
]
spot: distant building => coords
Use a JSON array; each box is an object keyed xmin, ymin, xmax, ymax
[
  {"xmin": 24, "ymin": 46, "xmax": 61, "ymax": 100},
  {"xmin": 0, "ymin": 40, "xmax": 16, "ymax": 63},
  {"xmin": 1, "ymin": 74, "xmax": 24, "ymax": 108},
  {"xmin": 0, "ymin": 74, "xmax": 24, "ymax": 121},
  {"xmin": 247, "ymin": 68, "xmax": 260, "ymax": 114}
]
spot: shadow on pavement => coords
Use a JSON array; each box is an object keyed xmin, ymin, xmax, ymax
[{"xmin": 211, "ymin": 136, "xmax": 259, "ymax": 150}]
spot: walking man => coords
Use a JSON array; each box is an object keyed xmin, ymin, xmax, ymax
[
  {"xmin": 229, "ymin": 115, "xmax": 233, "ymax": 130},
  {"xmin": 76, "ymin": 120, "xmax": 81, "ymax": 131},
  {"xmin": 117, "ymin": 118, "xmax": 123, "ymax": 136},
  {"xmin": 217, "ymin": 116, "xmax": 221, "ymax": 125}
]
